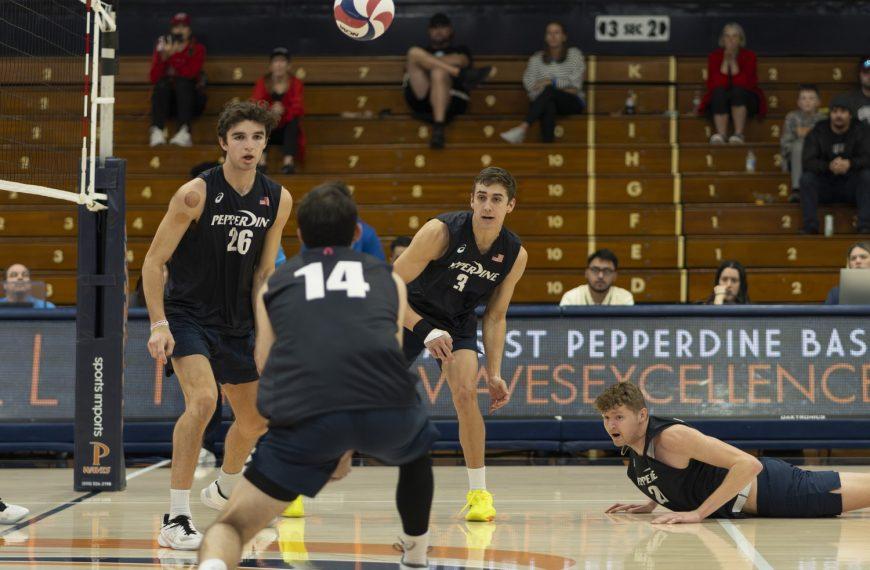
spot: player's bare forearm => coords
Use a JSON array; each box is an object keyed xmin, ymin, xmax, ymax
[
  {"xmin": 482, "ymin": 311, "xmax": 507, "ymax": 378},
  {"xmin": 253, "ymin": 283, "xmax": 275, "ymax": 373},
  {"xmin": 142, "ymin": 258, "xmax": 167, "ymax": 323},
  {"xmin": 694, "ymin": 458, "xmax": 762, "ymax": 520},
  {"xmin": 393, "ymin": 220, "xmax": 449, "ymax": 285}
]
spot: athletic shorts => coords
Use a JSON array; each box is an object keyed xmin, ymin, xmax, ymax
[
  {"xmin": 166, "ymin": 314, "xmax": 258, "ymax": 385},
  {"xmin": 402, "ymin": 327, "xmax": 480, "ymax": 366},
  {"xmin": 245, "ymin": 407, "xmax": 439, "ymax": 501},
  {"xmin": 756, "ymin": 457, "xmax": 843, "ymax": 517},
  {"xmin": 403, "ymin": 82, "xmax": 469, "ymax": 123}
]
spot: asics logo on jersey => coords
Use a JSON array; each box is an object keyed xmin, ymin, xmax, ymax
[
  {"xmin": 210, "ymin": 209, "xmax": 270, "ymax": 228},
  {"xmin": 449, "ymin": 261, "xmax": 500, "ymax": 282},
  {"xmin": 456, "ymin": 244, "xmax": 466, "ymax": 253},
  {"xmin": 215, "ymin": 192, "xmax": 224, "ymax": 203}
]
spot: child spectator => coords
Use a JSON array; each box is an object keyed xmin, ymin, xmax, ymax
[{"xmin": 781, "ymin": 84, "xmax": 824, "ymax": 202}]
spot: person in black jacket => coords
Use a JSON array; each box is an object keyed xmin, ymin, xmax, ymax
[{"xmin": 799, "ymin": 94, "xmax": 870, "ymax": 234}]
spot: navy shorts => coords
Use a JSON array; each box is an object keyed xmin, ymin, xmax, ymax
[
  {"xmin": 245, "ymin": 407, "xmax": 439, "ymax": 501},
  {"xmin": 756, "ymin": 457, "xmax": 843, "ymax": 517},
  {"xmin": 167, "ymin": 314, "xmax": 258, "ymax": 385},
  {"xmin": 402, "ymin": 327, "xmax": 480, "ymax": 366}
]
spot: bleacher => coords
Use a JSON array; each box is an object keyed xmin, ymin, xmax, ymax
[{"xmin": 2, "ymin": 54, "xmax": 860, "ymax": 304}]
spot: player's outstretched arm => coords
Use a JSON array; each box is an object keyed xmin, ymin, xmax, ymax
[
  {"xmin": 142, "ymin": 179, "xmax": 206, "ymax": 364},
  {"xmin": 650, "ymin": 426, "xmax": 762, "ymax": 524},
  {"xmin": 481, "ymin": 247, "xmax": 528, "ymax": 413},
  {"xmin": 391, "ymin": 273, "xmax": 408, "ymax": 348},
  {"xmin": 252, "ymin": 187, "xmax": 293, "ymax": 309},
  {"xmin": 253, "ymin": 282, "xmax": 275, "ymax": 374}
]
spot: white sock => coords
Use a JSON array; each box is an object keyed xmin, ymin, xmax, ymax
[
  {"xmin": 401, "ymin": 531, "xmax": 429, "ymax": 566},
  {"xmin": 198, "ymin": 560, "xmax": 228, "ymax": 570},
  {"xmin": 169, "ymin": 489, "xmax": 191, "ymax": 519},
  {"xmin": 217, "ymin": 467, "xmax": 243, "ymax": 497},
  {"xmin": 467, "ymin": 467, "xmax": 486, "ymax": 491}
]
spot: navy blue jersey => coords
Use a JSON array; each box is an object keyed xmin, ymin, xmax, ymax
[
  {"xmin": 165, "ymin": 166, "xmax": 282, "ymax": 335},
  {"xmin": 406, "ymin": 211, "xmax": 521, "ymax": 337}
]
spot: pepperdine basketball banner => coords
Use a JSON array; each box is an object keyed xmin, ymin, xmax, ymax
[{"xmin": 0, "ymin": 308, "xmax": 868, "ymax": 421}]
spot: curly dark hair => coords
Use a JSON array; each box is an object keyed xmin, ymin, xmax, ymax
[{"xmin": 216, "ymin": 100, "xmax": 277, "ymax": 142}]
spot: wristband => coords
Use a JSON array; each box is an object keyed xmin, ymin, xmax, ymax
[{"xmin": 150, "ymin": 319, "xmax": 169, "ymax": 331}]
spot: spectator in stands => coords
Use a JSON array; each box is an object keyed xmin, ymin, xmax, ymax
[
  {"xmin": 839, "ymin": 57, "xmax": 870, "ymax": 125},
  {"xmin": 824, "ymin": 242, "xmax": 870, "ymax": 304},
  {"xmin": 251, "ymin": 47, "xmax": 305, "ymax": 174},
  {"xmin": 704, "ymin": 260, "xmax": 750, "ymax": 305},
  {"xmin": 404, "ymin": 12, "xmax": 492, "ymax": 149},
  {"xmin": 500, "ymin": 22, "xmax": 585, "ymax": 145},
  {"xmin": 0, "ymin": 264, "xmax": 55, "ymax": 308},
  {"xmin": 781, "ymin": 85, "xmax": 825, "ymax": 202},
  {"xmin": 559, "ymin": 249, "xmax": 634, "ymax": 306},
  {"xmin": 390, "ymin": 236, "xmax": 412, "ymax": 263},
  {"xmin": 698, "ymin": 23, "xmax": 766, "ymax": 144},
  {"xmin": 799, "ymin": 94, "xmax": 870, "ymax": 234},
  {"xmin": 149, "ymin": 13, "xmax": 206, "ymax": 148}
]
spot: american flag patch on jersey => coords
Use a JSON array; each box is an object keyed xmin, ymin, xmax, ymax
[
  {"xmin": 259, "ymin": 196, "xmax": 270, "ymax": 206},
  {"xmin": 492, "ymin": 253, "xmax": 504, "ymax": 263}
]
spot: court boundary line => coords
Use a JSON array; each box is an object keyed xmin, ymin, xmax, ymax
[
  {"xmin": 717, "ymin": 519, "xmax": 774, "ymax": 570},
  {"xmin": 0, "ymin": 459, "xmax": 170, "ymax": 537}
]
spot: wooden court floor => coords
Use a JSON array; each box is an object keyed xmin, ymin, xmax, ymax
[{"xmin": 0, "ymin": 464, "xmax": 868, "ymax": 569}]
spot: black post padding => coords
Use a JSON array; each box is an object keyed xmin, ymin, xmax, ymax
[
  {"xmin": 74, "ymin": 158, "xmax": 128, "ymax": 492},
  {"xmin": 100, "ymin": 30, "xmax": 119, "ymax": 77}
]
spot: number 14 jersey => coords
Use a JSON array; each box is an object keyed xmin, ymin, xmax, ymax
[{"xmin": 165, "ymin": 166, "xmax": 282, "ymax": 335}]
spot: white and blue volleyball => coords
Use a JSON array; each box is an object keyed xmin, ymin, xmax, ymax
[{"xmin": 333, "ymin": 0, "xmax": 395, "ymax": 41}]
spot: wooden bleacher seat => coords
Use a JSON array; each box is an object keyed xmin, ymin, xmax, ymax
[
  {"xmin": 686, "ymin": 236, "xmax": 859, "ymax": 268},
  {"xmin": 688, "ymin": 269, "xmax": 838, "ymax": 303},
  {"xmin": 683, "ymin": 205, "xmax": 857, "ymax": 235}
]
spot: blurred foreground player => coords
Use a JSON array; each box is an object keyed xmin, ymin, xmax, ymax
[
  {"xmin": 597, "ymin": 382, "xmax": 870, "ymax": 522},
  {"xmin": 393, "ymin": 166, "xmax": 528, "ymax": 521},
  {"xmin": 198, "ymin": 182, "xmax": 438, "ymax": 570}
]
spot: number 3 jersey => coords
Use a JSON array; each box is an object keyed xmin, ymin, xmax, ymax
[
  {"xmin": 258, "ymin": 247, "xmax": 420, "ymax": 427},
  {"xmin": 165, "ymin": 166, "xmax": 282, "ymax": 335},
  {"xmin": 406, "ymin": 211, "xmax": 522, "ymax": 338},
  {"xmin": 626, "ymin": 415, "xmax": 743, "ymax": 518}
]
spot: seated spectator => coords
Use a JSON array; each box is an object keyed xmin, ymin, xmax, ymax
[
  {"xmin": 799, "ymin": 94, "xmax": 870, "ymax": 234},
  {"xmin": 840, "ymin": 57, "xmax": 870, "ymax": 125},
  {"xmin": 355, "ymin": 220, "xmax": 386, "ymax": 260},
  {"xmin": 501, "ymin": 21, "xmax": 585, "ymax": 144},
  {"xmin": 390, "ymin": 236, "xmax": 412, "ymax": 263},
  {"xmin": 559, "ymin": 249, "xmax": 634, "ymax": 306},
  {"xmin": 149, "ymin": 13, "xmax": 206, "ymax": 147},
  {"xmin": 781, "ymin": 84, "xmax": 824, "ymax": 201},
  {"xmin": 704, "ymin": 260, "xmax": 749, "ymax": 305},
  {"xmin": 1, "ymin": 264, "xmax": 55, "ymax": 308},
  {"xmin": 404, "ymin": 12, "xmax": 492, "ymax": 149},
  {"xmin": 697, "ymin": 23, "xmax": 766, "ymax": 144},
  {"xmin": 251, "ymin": 47, "xmax": 305, "ymax": 174},
  {"xmin": 824, "ymin": 241, "xmax": 870, "ymax": 304}
]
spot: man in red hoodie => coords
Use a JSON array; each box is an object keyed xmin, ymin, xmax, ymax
[{"xmin": 149, "ymin": 13, "xmax": 206, "ymax": 148}]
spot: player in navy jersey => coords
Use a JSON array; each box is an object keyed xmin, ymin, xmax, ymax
[
  {"xmin": 198, "ymin": 182, "xmax": 437, "ymax": 570},
  {"xmin": 596, "ymin": 382, "xmax": 870, "ymax": 522},
  {"xmin": 393, "ymin": 167, "xmax": 528, "ymax": 522},
  {"xmin": 143, "ymin": 101, "xmax": 293, "ymax": 550}
]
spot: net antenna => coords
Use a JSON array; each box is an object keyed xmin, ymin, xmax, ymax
[{"xmin": 0, "ymin": 0, "xmax": 116, "ymax": 212}]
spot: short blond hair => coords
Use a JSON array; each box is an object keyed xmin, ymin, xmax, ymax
[
  {"xmin": 594, "ymin": 382, "xmax": 647, "ymax": 414},
  {"xmin": 719, "ymin": 22, "xmax": 746, "ymax": 47}
]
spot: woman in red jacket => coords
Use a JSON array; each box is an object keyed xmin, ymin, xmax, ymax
[
  {"xmin": 251, "ymin": 47, "xmax": 305, "ymax": 174},
  {"xmin": 698, "ymin": 23, "xmax": 766, "ymax": 144},
  {"xmin": 149, "ymin": 13, "xmax": 206, "ymax": 147}
]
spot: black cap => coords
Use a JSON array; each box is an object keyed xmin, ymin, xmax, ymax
[
  {"xmin": 428, "ymin": 12, "xmax": 451, "ymax": 28},
  {"xmin": 830, "ymin": 93, "xmax": 852, "ymax": 112},
  {"xmin": 861, "ymin": 57, "xmax": 870, "ymax": 72},
  {"xmin": 270, "ymin": 47, "xmax": 290, "ymax": 60}
]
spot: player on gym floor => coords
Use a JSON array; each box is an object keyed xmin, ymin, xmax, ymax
[
  {"xmin": 143, "ymin": 101, "xmax": 293, "ymax": 550},
  {"xmin": 597, "ymin": 382, "xmax": 870, "ymax": 522},
  {"xmin": 393, "ymin": 166, "xmax": 528, "ymax": 522},
  {"xmin": 198, "ymin": 182, "xmax": 438, "ymax": 570}
]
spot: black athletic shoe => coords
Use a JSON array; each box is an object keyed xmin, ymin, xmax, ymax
[
  {"xmin": 460, "ymin": 66, "xmax": 493, "ymax": 92},
  {"xmin": 799, "ymin": 227, "xmax": 819, "ymax": 235},
  {"xmin": 430, "ymin": 124, "xmax": 445, "ymax": 149},
  {"xmin": 787, "ymin": 191, "xmax": 800, "ymax": 203}
]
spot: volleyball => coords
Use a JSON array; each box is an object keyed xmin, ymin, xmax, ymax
[{"xmin": 333, "ymin": 0, "xmax": 395, "ymax": 41}]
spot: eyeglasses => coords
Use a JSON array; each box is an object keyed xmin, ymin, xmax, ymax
[{"xmin": 588, "ymin": 267, "xmax": 615, "ymax": 277}]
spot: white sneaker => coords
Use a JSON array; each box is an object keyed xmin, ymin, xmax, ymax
[
  {"xmin": 0, "ymin": 500, "xmax": 28, "ymax": 524},
  {"xmin": 169, "ymin": 126, "xmax": 193, "ymax": 147},
  {"xmin": 198, "ymin": 448, "xmax": 217, "ymax": 467},
  {"xmin": 150, "ymin": 126, "xmax": 166, "ymax": 147},
  {"xmin": 393, "ymin": 538, "xmax": 428, "ymax": 569},
  {"xmin": 709, "ymin": 133, "xmax": 726, "ymax": 144},
  {"xmin": 157, "ymin": 514, "xmax": 202, "ymax": 550},
  {"xmin": 200, "ymin": 480, "xmax": 229, "ymax": 511},
  {"xmin": 500, "ymin": 125, "xmax": 526, "ymax": 144}
]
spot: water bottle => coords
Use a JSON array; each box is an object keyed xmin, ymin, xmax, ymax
[
  {"xmin": 824, "ymin": 214, "xmax": 834, "ymax": 237},
  {"xmin": 624, "ymin": 90, "xmax": 636, "ymax": 115},
  {"xmin": 745, "ymin": 150, "xmax": 756, "ymax": 173}
]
